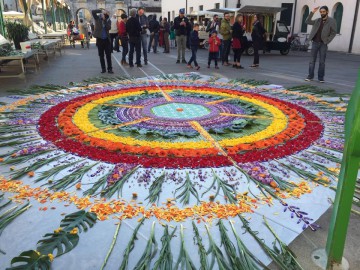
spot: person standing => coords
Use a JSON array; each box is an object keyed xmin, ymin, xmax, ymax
[
  {"xmin": 127, "ymin": 8, "xmax": 142, "ymax": 68},
  {"xmin": 170, "ymin": 21, "xmax": 176, "ymax": 48},
  {"xmin": 187, "ymin": 23, "xmax": 200, "ymax": 70},
  {"xmin": 148, "ymin": 15, "xmax": 160, "ymax": 53},
  {"xmin": 136, "ymin": 7, "xmax": 149, "ymax": 65},
  {"xmin": 109, "ymin": 14, "xmax": 119, "ymax": 52},
  {"xmin": 208, "ymin": 30, "xmax": 220, "ymax": 69},
  {"xmin": 118, "ymin": 14, "xmax": 129, "ymax": 65},
  {"xmin": 305, "ymin": 6, "xmax": 337, "ymax": 83},
  {"xmin": 78, "ymin": 19, "xmax": 88, "ymax": 49},
  {"xmin": 250, "ymin": 14, "xmax": 265, "ymax": 68},
  {"xmin": 220, "ymin": 12, "xmax": 232, "ymax": 66},
  {"xmin": 87, "ymin": 22, "xmax": 92, "ymax": 39},
  {"xmin": 232, "ymin": 14, "xmax": 246, "ymax": 69},
  {"xmin": 174, "ymin": 9, "xmax": 190, "ymax": 64},
  {"xmin": 92, "ymin": 9, "xmax": 113, "ymax": 74},
  {"xmin": 186, "ymin": 18, "xmax": 194, "ymax": 50},
  {"xmin": 162, "ymin": 18, "xmax": 170, "ymax": 53}
]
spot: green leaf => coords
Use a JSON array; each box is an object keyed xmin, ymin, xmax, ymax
[
  {"xmin": 36, "ymin": 231, "xmax": 79, "ymax": 257},
  {"xmin": 60, "ymin": 211, "xmax": 97, "ymax": 233},
  {"xmin": 7, "ymin": 250, "xmax": 51, "ymax": 270}
]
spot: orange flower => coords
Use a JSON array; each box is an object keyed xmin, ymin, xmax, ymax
[
  {"xmin": 28, "ymin": 171, "xmax": 35, "ymax": 177},
  {"xmin": 75, "ymin": 183, "xmax": 82, "ymax": 190}
]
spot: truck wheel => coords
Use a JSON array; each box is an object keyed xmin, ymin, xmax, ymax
[
  {"xmin": 280, "ymin": 48, "xmax": 290, "ymax": 55},
  {"xmin": 246, "ymin": 46, "xmax": 254, "ymax": 56}
]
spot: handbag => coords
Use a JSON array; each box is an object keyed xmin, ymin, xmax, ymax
[{"xmin": 232, "ymin": 38, "xmax": 241, "ymax": 49}]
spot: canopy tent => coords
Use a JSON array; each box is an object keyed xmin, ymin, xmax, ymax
[
  {"xmin": 187, "ymin": 11, "xmax": 224, "ymax": 18},
  {"xmin": 239, "ymin": 6, "xmax": 286, "ymax": 15},
  {"xmin": 206, "ymin": 8, "xmax": 241, "ymax": 13}
]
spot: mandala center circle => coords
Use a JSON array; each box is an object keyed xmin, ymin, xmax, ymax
[{"xmin": 150, "ymin": 103, "xmax": 211, "ymax": 120}]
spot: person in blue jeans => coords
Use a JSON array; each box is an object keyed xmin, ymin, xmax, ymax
[
  {"xmin": 136, "ymin": 7, "xmax": 149, "ymax": 65},
  {"xmin": 187, "ymin": 23, "xmax": 200, "ymax": 70},
  {"xmin": 305, "ymin": 6, "xmax": 337, "ymax": 83}
]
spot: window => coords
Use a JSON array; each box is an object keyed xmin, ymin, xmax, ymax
[
  {"xmin": 215, "ymin": 3, "xmax": 220, "ymax": 9},
  {"xmin": 190, "ymin": 7, "xmax": 193, "ymax": 13},
  {"xmin": 199, "ymin": 5, "xmax": 203, "ymax": 11},
  {"xmin": 301, "ymin": 5, "xmax": 309, "ymax": 33},
  {"xmin": 333, "ymin": 2, "xmax": 343, "ymax": 34}
]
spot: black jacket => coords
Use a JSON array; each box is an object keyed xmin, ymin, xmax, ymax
[
  {"xmin": 173, "ymin": 16, "xmax": 191, "ymax": 36},
  {"xmin": 232, "ymin": 22, "xmax": 245, "ymax": 39},
  {"xmin": 190, "ymin": 30, "xmax": 199, "ymax": 48},
  {"xmin": 251, "ymin": 21, "xmax": 265, "ymax": 42},
  {"xmin": 126, "ymin": 16, "xmax": 142, "ymax": 41},
  {"xmin": 149, "ymin": 19, "xmax": 160, "ymax": 33}
]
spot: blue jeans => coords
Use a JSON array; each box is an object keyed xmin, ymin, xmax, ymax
[
  {"xmin": 188, "ymin": 48, "xmax": 198, "ymax": 66},
  {"xmin": 309, "ymin": 41, "xmax": 328, "ymax": 80},
  {"xmin": 148, "ymin": 33, "xmax": 159, "ymax": 53},
  {"xmin": 140, "ymin": 34, "xmax": 148, "ymax": 62}
]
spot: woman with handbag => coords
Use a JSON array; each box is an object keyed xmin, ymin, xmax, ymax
[{"xmin": 232, "ymin": 14, "xmax": 246, "ymax": 69}]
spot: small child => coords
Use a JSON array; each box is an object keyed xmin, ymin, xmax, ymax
[
  {"xmin": 208, "ymin": 30, "xmax": 220, "ymax": 69},
  {"xmin": 187, "ymin": 23, "xmax": 200, "ymax": 70}
]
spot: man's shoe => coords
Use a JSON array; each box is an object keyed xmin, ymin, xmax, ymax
[
  {"xmin": 129, "ymin": 64, "xmax": 134, "ymax": 68},
  {"xmin": 182, "ymin": 59, "xmax": 187, "ymax": 64},
  {"xmin": 137, "ymin": 64, "xmax": 143, "ymax": 68},
  {"xmin": 144, "ymin": 61, "xmax": 148, "ymax": 65},
  {"xmin": 176, "ymin": 60, "xmax": 180, "ymax": 64},
  {"xmin": 101, "ymin": 69, "xmax": 106, "ymax": 73},
  {"xmin": 108, "ymin": 69, "xmax": 114, "ymax": 74},
  {"xmin": 319, "ymin": 79, "xmax": 325, "ymax": 83},
  {"xmin": 305, "ymin": 76, "xmax": 313, "ymax": 81}
]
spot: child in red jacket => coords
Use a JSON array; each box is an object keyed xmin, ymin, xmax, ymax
[{"xmin": 208, "ymin": 30, "xmax": 220, "ymax": 69}]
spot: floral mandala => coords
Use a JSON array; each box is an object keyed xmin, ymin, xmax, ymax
[{"xmin": 0, "ymin": 74, "xmax": 346, "ymax": 269}]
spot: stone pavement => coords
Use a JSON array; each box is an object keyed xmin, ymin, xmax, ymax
[{"xmin": 1, "ymin": 40, "xmax": 359, "ymax": 269}]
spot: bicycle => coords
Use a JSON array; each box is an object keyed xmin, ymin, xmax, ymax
[{"xmin": 290, "ymin": 33, "xmax": 310, "ymax": 51}]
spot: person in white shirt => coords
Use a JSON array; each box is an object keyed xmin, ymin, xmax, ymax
[{"xmin": 109, "ymin": 14, "xmax": 119, "ymax": 52}]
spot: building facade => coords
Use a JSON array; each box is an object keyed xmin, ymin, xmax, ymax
[{"xmin": 162, "ymin": 0, "xmax": 360, "ymax": 54}]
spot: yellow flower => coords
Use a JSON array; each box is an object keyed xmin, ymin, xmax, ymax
[
  {"xmin": 35, "ymin": 250, "xmax": 41, "ymax": 256},
  {"xmin": 48, "ymin": 253, "xmax": 54, "ymax": 262},
  {"xmin": 54, "ymin": 227, "xmax": 63, "ymax": 234},
  {"xmin": 70, "ymin": 227, "xmax": 79, "ymax": 234}
]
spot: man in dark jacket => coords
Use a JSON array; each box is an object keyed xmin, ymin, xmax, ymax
[
  {"xmin": 148, "ymin": 15, "xmax": 160, "ymax": 53},
  {"xmin": 173, "ymin": 8, "xmax": 191, "ymax": 63},
  {"xmin": 92, "ymin": 9, "xmax": 113, "ymax": 73},
  {"xmin": 126, "ymin": 8, "xmax": 142, "ymax": 67},
  {"xmin": 136, "ymin": 7, "xmax": 149, "ymax": 65},
  {"xmin": 161, "ymin": 18, "xmax": 170, "ymax": 53},
  {"xmin": 305, "ymin": 6, "xmax": 337, "ymax": 83}
]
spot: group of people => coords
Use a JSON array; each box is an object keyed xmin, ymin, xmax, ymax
[
  {"xmin": 181, "ymin": 10, "xmax": 265, "ymax": 70},
  {"xmin": 90, "ymin": 5, "xmax": 336, "ymax": 83}
]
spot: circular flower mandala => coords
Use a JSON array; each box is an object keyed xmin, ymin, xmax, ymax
[{"xmin": 39, "ymin": 85, "xmax": 323, "ymax": 168}]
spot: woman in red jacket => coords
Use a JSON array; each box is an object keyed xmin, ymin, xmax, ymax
[
  {"xmin": 208, "ymin": 30, "xmax": 220, "ymax": 69},
  {"xmin": 117, "ymin": 14, "xmax": 129, "ymax": 65}
]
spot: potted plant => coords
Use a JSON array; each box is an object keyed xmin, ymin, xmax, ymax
[{"xmin": 5, "ymin": 21, "xmax": 29, "ymax": 50}]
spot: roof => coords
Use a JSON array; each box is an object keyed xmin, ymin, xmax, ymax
[{"xmin": 239, "ymin": 5, "xmax": 286, "ymax": 14}]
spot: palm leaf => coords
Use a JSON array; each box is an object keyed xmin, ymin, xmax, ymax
[
  {"xmin": 60, "ymin": 210, "xmax": 97, "ymax": 233},
  {"xmin": 36, "ymin": 231, "xmax": 79, "ymax": 257},
  {"xmin": 7, "ymin": 250, "xmax": 51, "ymax": 270}
]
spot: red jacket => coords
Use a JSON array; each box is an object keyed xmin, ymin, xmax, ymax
[
  {"xmin": 117, "ymin": 20, "xmax": 127, "ymax": 37},
  {"xmin": 208, "ymin": 36, "xmax": 220, "ymax": 52}
]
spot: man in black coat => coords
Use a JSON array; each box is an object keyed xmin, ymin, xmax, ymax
[
  {"xmin": 126, "ymin": 8, "xmax": 142, "ymax": 67},
  {"xmin": 148, "ymin": 15, "xmax": 160, "ymax": 53},
  {"xmin": 92, "ymin": 9, "xmax": 113, "ymax": 73}
]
